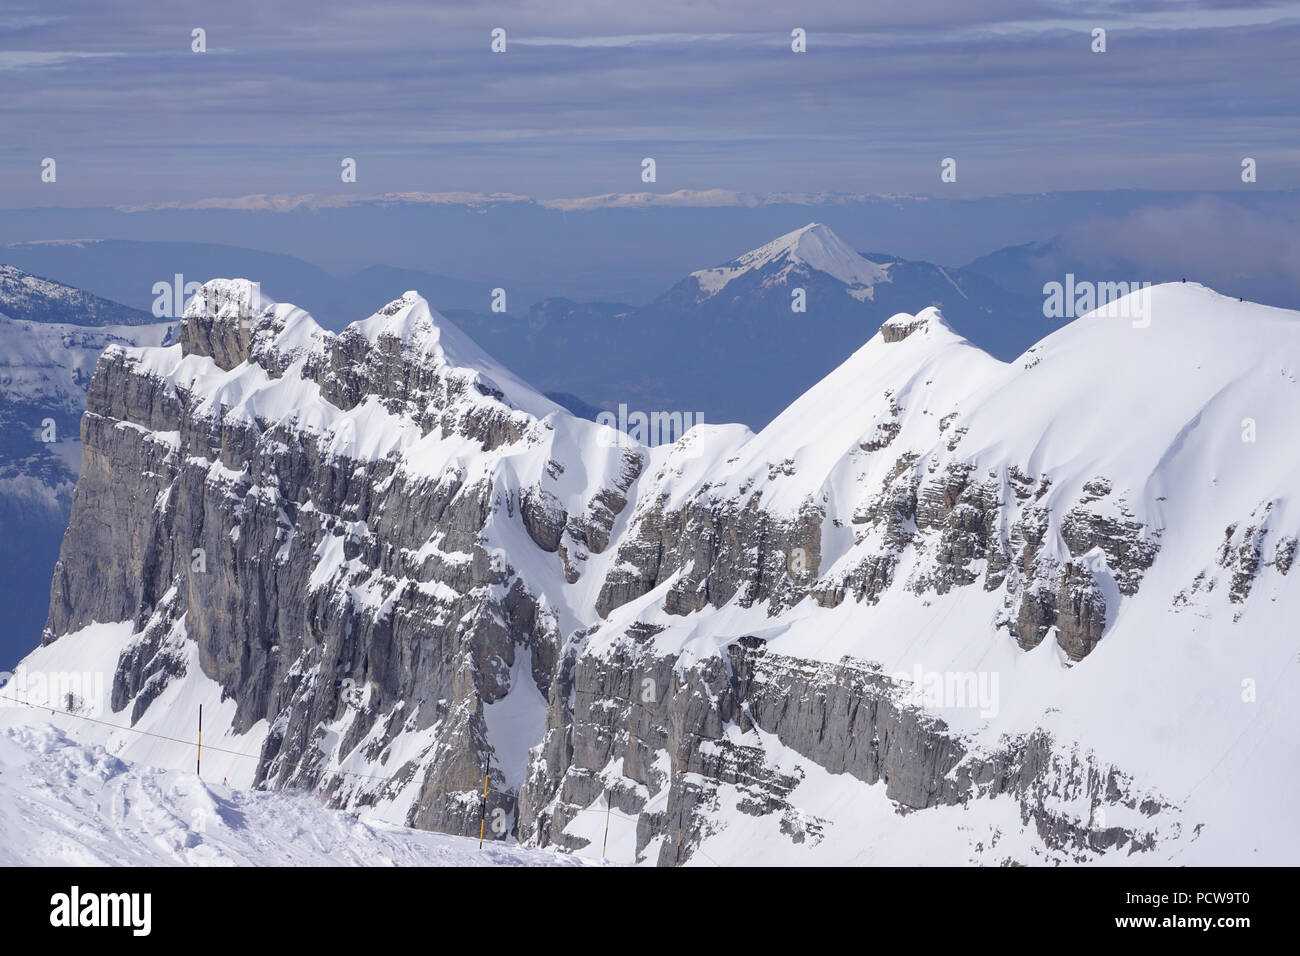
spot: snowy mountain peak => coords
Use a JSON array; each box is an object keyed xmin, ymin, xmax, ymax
[
  {"xmin": 353, "ymin": 289, "xmax": 559, "ymax": 419},
  {"xmin": 356, "ymin": 290, "xmax": 444, "ymax": 348},
  {"xmin": 183, "ymin": 278, "xmax": 276, "ymax": 321},
  {"xmin": 878, "ymin": 306, "xmax": 960, "ymax": 344},
  {"xmin": 690, "ymin": 222, "xmax": 890, "ymax": 301}
]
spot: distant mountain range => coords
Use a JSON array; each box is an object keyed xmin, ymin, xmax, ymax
[
  {"xmin": 450, "ymin": 223, "xmax": 1043, "ymax": 427},
  {"xmin": 0, "ymin": 240, "xmax": 502, "ymax": 327},
  {"xmin": 0, "ymin": 264, "xmax": 157, "ymax": 326},
  {"xmin": 0, "ymin": 266, "xmax": 171, "ymax": 666},
  {"xmin": 5, "ymin": 225, "xmax": 1046, "ymax": 430},
  {"xmin": 4, "ymin": 189, "xmax": 1296, "ymax": 310}
]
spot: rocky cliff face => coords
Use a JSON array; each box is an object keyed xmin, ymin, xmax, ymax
[
  {"xmin": 517, "ymin": 637, "xmax": 1171, "ymax": 863},
  {"xmin": 36, "ymin": 280, "xmax": 1300, "ymax": 864}
]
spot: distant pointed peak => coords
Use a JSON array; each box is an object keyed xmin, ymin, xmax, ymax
[
  {"xmin": 690, "ymin": 222, "xmax": 889, "ymax": 300},
  {"xmin": 778, "ymin": 221, "xmax": 829, "ymax": 242},
  {"xmin": 741, "ymin": 221, "xmax": 858, "ymax": 265}
]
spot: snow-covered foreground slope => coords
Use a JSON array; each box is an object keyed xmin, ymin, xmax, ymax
[
  {"xmin": 13, "ymin": 278, "xmax": 1300, "ymax": 866},
  {"xmin": 0, "ymin": 721, "xmax": 590, "ymax": 867}
]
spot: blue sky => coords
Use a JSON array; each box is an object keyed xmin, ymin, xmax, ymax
[{"xmin": 1, "ymin": 0, "xmax": 1298, "ymax": 206}]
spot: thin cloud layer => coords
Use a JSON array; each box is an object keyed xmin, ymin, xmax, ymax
[{"xmin": 0, "ymin": 1, "xmax": 1297, "ymax": 205}]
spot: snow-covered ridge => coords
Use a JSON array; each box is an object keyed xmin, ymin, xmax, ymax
[
  {"xmin": 117, "ymin": 281, "xmax": 564, "ymax": 477},
  {"xmin": 650, "ymin": 282, "xmax": 1300, "ymax": 521},
  {"xmin": 584, "ymin": 282, "xmax": 1300, "ymax": 842},
  {"xmin": 0, "ymin": 263, "xmax": 155, "ymax": 326},
  {"xmin": 20, "ymin": 276, "xmax": 1300, "ymax": 865},
  {"xmin": 690, "ymin": 222, "xmax": 891, "ymax": 300},
  {"xmin": 349, "ymin": 289, "xmax": 560, "ymax": 420}
]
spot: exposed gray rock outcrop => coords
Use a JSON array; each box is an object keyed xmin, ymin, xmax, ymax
[{"xmin": 518, "ymin": 636, "xmax": 1171, "ymax": 864}]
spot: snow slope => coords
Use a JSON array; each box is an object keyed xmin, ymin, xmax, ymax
[
  {"xmin": 0, "ymin": 723, "xmax": 590, "ymax": 866},
  {"xmin": 0, "ymin": 315, "xmax": 173, "ymax": 414},
  {"xmin": 0, "ymin": 263, "xmax": 156, "ymax": 327},
  {"xmin": 584, "ymin": 284, "xmax": 1300, "ymax": 863}
]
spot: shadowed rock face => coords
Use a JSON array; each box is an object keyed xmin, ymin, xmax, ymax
[
  {"xmin": 42, "ymin": 282, "xmax": 1186, "ymax": 864},
  {"xmin": 595, "ymin": 492, "xmax": 825, "ymax": 619}
]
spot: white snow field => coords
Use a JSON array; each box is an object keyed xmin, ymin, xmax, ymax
[{"xmin": 0, "ymin": 721, "xmax": 591, "ymax": 867}]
